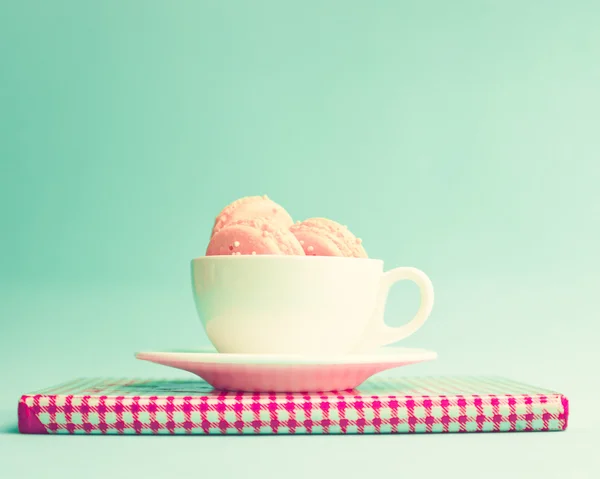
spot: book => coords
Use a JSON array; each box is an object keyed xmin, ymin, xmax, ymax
[{"xmin": 18, "ymin": 376, "xmax": 568, "ymax": 435}]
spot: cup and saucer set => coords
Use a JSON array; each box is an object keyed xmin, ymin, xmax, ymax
[{"xmin": 137, "ymin": 256, "xmax": 436, "ymax": 392}]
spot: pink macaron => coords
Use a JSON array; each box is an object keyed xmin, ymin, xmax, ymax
[
  {"xmin": 211, "ymin": 195, "xmax": 294, "ymax": 238},
  {"xmin": 206, "ymin": 217, "xmax": 305, "ymax": 256},
  {"xmin": 290, "ymin": 218, "xmax": 368, "ymax": 258}
]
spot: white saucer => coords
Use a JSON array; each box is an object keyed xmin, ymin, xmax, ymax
[{"xmin": 135, "ymin": 347, "xmax": 437, "ymax": 393}]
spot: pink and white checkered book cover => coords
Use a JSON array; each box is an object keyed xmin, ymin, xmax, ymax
[{"xmin": 18, "ymin": 376, "xmax": 568, "ymax": 435}]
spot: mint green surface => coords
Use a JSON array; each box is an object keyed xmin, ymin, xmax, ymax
[{"xmin": 1, "ymin": 0, "xmax": 598, "ymax": 477}]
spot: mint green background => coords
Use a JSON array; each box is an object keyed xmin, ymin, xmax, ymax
[{"xmin": 1, "ymin": 1, "xmax": 598, "ymax": 477}]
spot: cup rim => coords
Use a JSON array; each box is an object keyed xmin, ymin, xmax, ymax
[{"xmin": 191, "ymin": 255, "xmax": 383, "ymax": 264}]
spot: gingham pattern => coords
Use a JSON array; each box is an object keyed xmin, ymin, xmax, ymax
[{"xmin": 18, "ymin": 376, "xmax": 568, "ymax": 435}]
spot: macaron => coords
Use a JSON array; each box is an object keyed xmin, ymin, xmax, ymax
[
  {"xmin": 290, "ymin": 218, "xmax": 367, "ymax": 258},
  {"xmin": 211, "ymin": 195, "xmax": 294, "ymax": 238},
  {"xmin": 206, "ymin": 217, "xmax": 305, "ymax": 256}
]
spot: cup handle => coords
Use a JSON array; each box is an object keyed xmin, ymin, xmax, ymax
[{"xmin": 354, "ymin": 267, "xmax": 434, "ymax": 352}]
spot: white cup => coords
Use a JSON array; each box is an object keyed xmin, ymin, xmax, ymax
[{"xmin": 191, "ymin": 256, "xmax": 434, "ymax": 355}]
